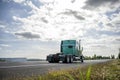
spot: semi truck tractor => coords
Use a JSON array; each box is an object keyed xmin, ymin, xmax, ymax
[{"xmin": 46, "ymin": 40, "xmax": 84, "ymax": 63}]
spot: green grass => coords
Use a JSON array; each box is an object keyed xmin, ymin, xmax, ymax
[
  {"xmin": 30, "ymin": 59, "xmax": 120, "ymax": 80},
  {"xmin": 90, "ymin": 59, "xmax": 120, "ymax": 80},
  {"xmin": 5, "ymin": 59, "xmax": 120, "ymax": 80},
  {"xmin": 0, "ymin": 59, "xmax": 5, "ymax": 62}
]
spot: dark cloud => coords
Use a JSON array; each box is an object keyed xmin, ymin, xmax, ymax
[
  {"xmin": 107, "ymin": 22, "xmax": 120, "ymax": 28},
  {"xmin": 60, "ymin": 9, "xmax": 85, "ymax": 20},
  {"xmin": 115, "ymin": 38, "xmax": 120, "ymax": 41},
  {"xmin": 83, "ymin": 0, "xmax": 119, "ymax": 9},
  {"xmin": 71, "ymin": 0, "xmax": 76, "ymax": 3},
  {"xmin": 74, "ymin": 14, "xmax": 85, "ymax": 20},
  {"xmin": 106, "ymin": 23, "xmax": 114, "ymax": 27},
  {"xmin": 114, "ymin": 22, "xmax": 120, "ymax": 28},
  {"xmin": 41, "ymin": 17, "xmax": 48, "ymax": 23},
  {"xmin": 15, "ymin": 32, "xmax": 40, "ymax": 39}
]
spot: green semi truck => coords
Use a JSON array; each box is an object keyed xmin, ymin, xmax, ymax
[{"xmin": 46, "ymin": 40, "xmax": 84, "ymax": 63}]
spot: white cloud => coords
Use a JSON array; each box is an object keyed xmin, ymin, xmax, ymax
[
  {"xmin": 1, "ymin": 0, "xmax": 119, "ymax": 58},
  {"xmin": 13, "ymin": 0, "xmax": 25, "ymax": 3},
  {"xmin": 0, "ymin": 24, "xmax": 6, "ymax": 28},
  {"xmin": 0, "ymin": 44, "xmax": 10, "ymax": 47}
]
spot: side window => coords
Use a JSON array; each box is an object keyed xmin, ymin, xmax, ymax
[{"xmin": 68, "ymin": 45, "xmax": 73, "ymax": 48}]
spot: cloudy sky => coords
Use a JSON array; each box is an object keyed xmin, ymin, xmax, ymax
[{"xmin": 0, "ymin": 0, "xmax": 120, "ymax": 59}]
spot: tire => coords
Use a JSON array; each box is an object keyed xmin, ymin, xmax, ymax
[
  {"xmin": 62, "ymin": 56, "xmax": 66, "ymax": 63},
  {"xmin": 62, "ymin": 55, "xmax": 68, "ymax": 63},
  {"xmin": 69, "ymin": 56, "xmax": 73, "ymax": 63},
  {"xmin": 80, "ymin": 56, "xmax": 84, "ymax": 63},
  {"xmin": 48, "ymin": 58, "xmax": 54, "ymax": 63},
  {"xmin": 66, "ymin": 56, "xmax": 70, "ymax": 63},
  {"xmin": 53, "ymin": 54, "xmax": 60, "ymax": 63},
  {"xmin": 54, "ymin": 60, "xmax": 59, "ymax": 63},
  {"xmin": 48, "ymin": 59, "xmax": 53, "ymax": 63}
]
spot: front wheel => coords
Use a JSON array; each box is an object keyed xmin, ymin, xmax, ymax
[
  {"xmin": 62, "ymin": 55, "xmax": 69, "ymax": 63},
  {"xmin": 66, "ymin": 56, "xmax": 70, "ymax": 63},
  {"xmin": 80, "ymin": 56, "xmax": 84, "ymax": 63},
  {"xmin": 69, "ymin": 56, "xmax": 73, "ymax": 63}
]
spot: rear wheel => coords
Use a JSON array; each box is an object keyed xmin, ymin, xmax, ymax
[
  {"xmin": 54, "ymin": 56, "xmax": 59, "ymax": 63},
  {"xmin": 66, "ymin": 56, "xmax": 70, "ymax": 63},
  {"xmin": 62, "ymin": 55, "xmax": 68, "ymax": 63},
  {"xmin": 48, "ymin": 57, "xmax": 54, "ymax": 63},
  {"xmin": 69, "ymin": 56, "xmax": 73, "ymax": 63},
  {"xmin": 54, "ymin": 60, "xmax": 59, "ymax": 63},
  {"xmin": 48, "ymin": 55, "xmax": 59, "ymax": 63}
]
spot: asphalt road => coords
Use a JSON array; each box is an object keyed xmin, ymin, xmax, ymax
[{"xmin": 0, "ymin": 60, "xmax": 110, "ymax": 80}]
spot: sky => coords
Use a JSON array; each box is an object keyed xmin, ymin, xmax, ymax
[{"xmin": 0, "ymin": 0, "xmax": 120, "ymax": 59}]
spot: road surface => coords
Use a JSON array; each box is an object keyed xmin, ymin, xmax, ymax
[{"xmin": 0, "ymin": 60, "xmax": 110, "ymax": 80}]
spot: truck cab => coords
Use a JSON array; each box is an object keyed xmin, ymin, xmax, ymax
[{"xmin": 46, "ymin": 40, "xmax": 84, "ymax": 63}]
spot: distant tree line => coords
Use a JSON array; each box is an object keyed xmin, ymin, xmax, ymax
[
  {"xmin": 27, "ymin": 59, "xmax": 45, "ymax": 61},
  {"xmin": 84, "ymin": 48, "xmax": 120, "ymax": 60},
  {"xmin": 0, "ymin": 59, "xmax": 5, "ymax": 62},
  {"xmin": 84, "ymin": 54, "xmax": 115, "ymax": 60},
  {"xmin": 118, "ymin": 48, "xmax": 120, "ymax": 59}
]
